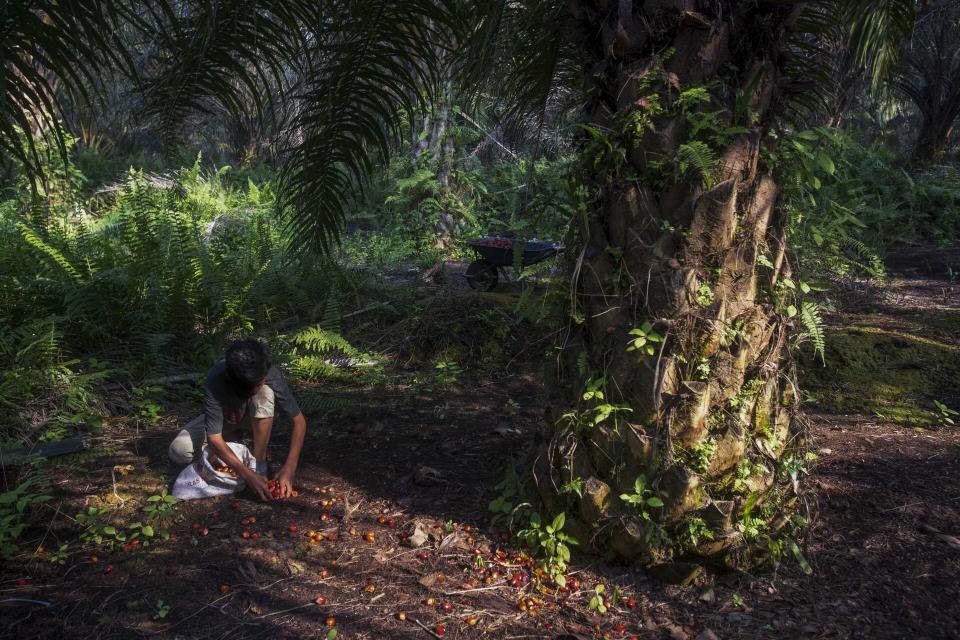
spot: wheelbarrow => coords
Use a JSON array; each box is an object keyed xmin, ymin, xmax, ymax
[{"xmin": 464, "ymin": 237, "xmax": 565, "ymax": 291}]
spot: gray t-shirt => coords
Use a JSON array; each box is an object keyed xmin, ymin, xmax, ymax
[{"xmin": 203, "ymin": 361, "xmax": 301, "ymax": 435}]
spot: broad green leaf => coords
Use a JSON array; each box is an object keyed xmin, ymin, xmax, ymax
[
  {"xmin": 788, "ymin": 538, "xmax": 813, "ymax": 575},
  {"xmin": 551, "ymin": 512, "xmax": 565, "ymax": 532},
  {"xmin": 816, "ymin": 153, "xmax": 836, "ymax": 175}
]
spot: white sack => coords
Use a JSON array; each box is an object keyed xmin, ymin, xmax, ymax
[{"xmin": 172, "ymin": 442, "xmax": 256, "ymax": 501}]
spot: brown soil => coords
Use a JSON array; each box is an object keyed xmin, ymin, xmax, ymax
[{"xmin": 3, "ymin": 269, "xmax": 959, "ymax": 640}]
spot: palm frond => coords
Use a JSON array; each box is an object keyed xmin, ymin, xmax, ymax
[
  {"xmin": 456, "ymin": 0, "xmax": 580, "ymax": 150},
  {"xmin": 0, "ymin": 2, "xmax": 133, "ymax": 179},
  {"xmin": 136, "ymin": 1, "xmax": 316, "ymax": 145},
  {"xmin": 779, "ymin": 0, "xmax": 914, "ymax": 127},
  {"xmin": 843, "ymin": 0, "xmax": 916, "ymax": 91},
  {"xmin": 278, "ymin": 1, "xmax": 458, "ymax": 255}
]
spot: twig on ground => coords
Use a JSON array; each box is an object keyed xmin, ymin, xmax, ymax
[
  {"xmin": 443, "ymin": 584, "xmax": 509, "ymax": 596},
  {"xmin": 253, "ymin": 601, "xmax": 316, "ymax": 619},
  {"xmin": 412, "ymin": 617, "xmax": 444, "ymax": 638}
]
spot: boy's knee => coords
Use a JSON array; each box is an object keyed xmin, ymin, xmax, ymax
[{"xmin": 168, "ymin": 436, "xmax": 194, "ymax": 466}]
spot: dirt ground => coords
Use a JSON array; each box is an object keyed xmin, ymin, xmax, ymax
[{"xmin": 3, "ymin": 268, "xmax": 959, "ymax": 640}]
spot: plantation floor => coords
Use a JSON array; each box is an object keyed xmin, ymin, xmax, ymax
[{"xmin": 4, "ymin": 267, "xmax": 960, "ymax": 640}]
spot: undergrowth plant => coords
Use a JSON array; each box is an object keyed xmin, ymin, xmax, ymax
[
  {"xmin": 515, "ymin": 512, "xmax": 578, "ymax": 586},
  {"xmin": 0, "ymin": 472, "xmax": 52, "ymax": 559},
  {"xmin": 773, "ymin": 126, "xmax": 960, "ymax": 280}
]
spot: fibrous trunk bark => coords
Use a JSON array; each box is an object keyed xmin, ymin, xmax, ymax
[
  {"xmin": 914, "ymin": 110, "xmax": 958, "ymax": 163},
  {"xmin": 536, "ymin": 1, "xmax": 803, "ymax": 569}
]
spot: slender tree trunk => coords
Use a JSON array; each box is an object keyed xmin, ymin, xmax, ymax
[
  {"xmin": 904, "ymin": 4, "xmax": 960, "ymax": 163},
  {"xmin": 535, "ymin": 1, "xmax": 803, "ymax": 569},
  {"xmin": 913, "ymin": 109, "xmax": 959, "ymax": 163}
]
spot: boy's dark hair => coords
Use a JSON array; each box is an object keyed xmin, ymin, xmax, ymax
[{"xmin": 225, "ymin": 338, "xmax": 271, "ymax": 392}]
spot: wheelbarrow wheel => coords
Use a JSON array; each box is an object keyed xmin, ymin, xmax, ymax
[{"xmin": 466, "ymin": 260, "xmax": 498, "ymax": 291}]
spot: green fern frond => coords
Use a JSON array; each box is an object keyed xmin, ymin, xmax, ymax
[
  {"xmin": 291, "ymin": 325, "xmax": 359, "ymax": 357},
  {"xmin": 296, "ymin": 390, "xmax": 353, "ymax": 415},
  {"xmin": 17, "ymin": 223, "xmax": 84, "ymax": 283},
  {"xmin": 799, "ymin": 301, "xmax": 826, "ymax": 362},
  {"xmin": 677, "ymin": 141, "xmax": 718, "ymax": 186},
  {"xmin": 840, "ymin": 237, "xmax": 886, "ymax": 280}
]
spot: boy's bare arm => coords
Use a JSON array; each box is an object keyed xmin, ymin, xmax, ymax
[{"xmin": 275, "ymin": 412, "xmax": 307, "ymax": 497}]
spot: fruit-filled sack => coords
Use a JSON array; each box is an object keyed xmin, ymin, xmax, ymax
[{"xmin": 172, "ymin": 442, "xmax": 257, "ymax": 500}]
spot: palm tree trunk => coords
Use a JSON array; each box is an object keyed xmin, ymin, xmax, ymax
[
  {"xmin": 536, "ymin": 1, "xmax": 803, "ymax": 568},
  {"xmin": 913, "ymin": 109, "xmax": 959, "ymax": 163}
]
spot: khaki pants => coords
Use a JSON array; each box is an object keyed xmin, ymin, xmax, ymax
[{"xmin": 168, "ymin": 385, "xmax": 275, "ymax": 467}]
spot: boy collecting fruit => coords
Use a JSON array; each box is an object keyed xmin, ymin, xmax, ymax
[{"xmin": 169, "ymin": 338, "xmax": 306, "ymax": 501}]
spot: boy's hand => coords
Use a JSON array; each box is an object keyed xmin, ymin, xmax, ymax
[
  {"xmin": 275, "ymin": 467, "xmax": 295, "ymax": 499},
  {"xmin": 246, "ymin": 473, "xmax": 273, "ymax": 502}
]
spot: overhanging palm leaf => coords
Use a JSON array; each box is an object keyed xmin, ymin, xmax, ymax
[
  {"xmin": 136, "ymin": 1, "xmax": 317, "ymax": 145},
  {"xmin": 278, "ymin": 1, "xmax": 457, "ymax": 255},
  {"xmin": 455, "ymin": 0, "xmax": 579, "ymax": 157},
  {"xmin": 0, "ymin": 1, "xmax": 133, "ymax": 178},
  {"xmin": 843, "ymin": 0, "xmax": 916, "ymax": 91},
  {"xmin": 780, "ymin": 0, "xmax": 915, "ymax": 127}
]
